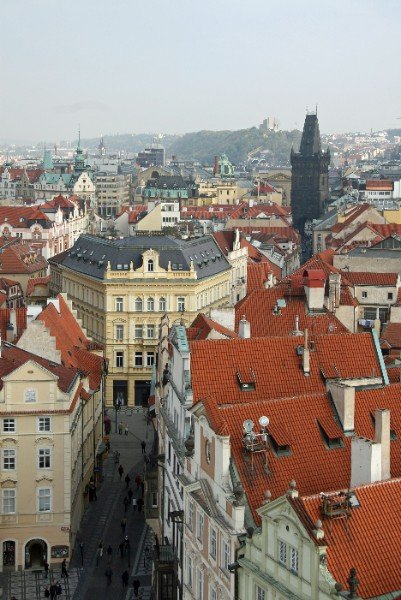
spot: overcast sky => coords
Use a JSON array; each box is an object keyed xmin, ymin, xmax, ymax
[{"xmin": 1, "ymin": 0, "xmax": 400, "ymax": 143}]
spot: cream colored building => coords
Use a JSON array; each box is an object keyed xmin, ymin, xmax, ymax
[
  {"xmin": 0, "ymin": 331, "xmax": 104, "ymax": 571},
  {"xmin": 49, "ymin": 233, "xmax": 233, "ymax": 407}
]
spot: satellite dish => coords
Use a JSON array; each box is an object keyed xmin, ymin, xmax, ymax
[
  {"xmin": 259, "ymin": 416, "xmax": 269, "ymax": 428},
  {"xmin": 243, "ymin": 419, "xmax": 254, "ymax": 433}
]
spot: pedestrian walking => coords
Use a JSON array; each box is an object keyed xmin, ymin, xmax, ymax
[
  {"xmin": 128, "ymin": 487, "xmax": 133, "ymax": 502},
  {"xmin": 122, "ymin": 570, "xmax": 129, "ymax": 588},
  {"xmin": 61, "ymin": 558, "xmax": 68, "ymax": 578},
  {"xmin": 118, "ymin": 422, "xmax": 123, "ymax": 435},
  {"xmin": 118, "ymin": 464, "xmax": 124, "ymax": 479},
  {"xmin": 123, "ymin": 495, "xmax": 130, "ymax": 512},
  {"xmin": 125, "ymin": 473, "xmax": 131, "ymax": 489},
  {"xmin": 56, "ymin": 581, "xmax": 62, "ymax": 596},
  {"xmin": 120, "ymin": 516, "xmax": 127, "ymax": 534},
  {"xmin": 119, "ymin": 541, "xmax": 124, "ymax": 559},
  {"xmin": 50, "ymin": 582, "xmax": 57, "ymax": 600},
  {"xmin": 132, "ymin": 497, "xmax": 137, "ymax": 511},
  {"xmin": 106, "ymin": 545, "xmax": 113, "ymax": 564},
  {"xmin": 124, "ymin": 424, "xmax": 129, "ymax": 436},
  {"xmin": 140, "ymin": 481, "xmax": 145, "ymax": 497},
  {"xmin": 105, "ymin": 567, "xmax": 113, "ymax": 586},
  {"xmin": 135, "ymin": 474, "xmax": 142, "ymax": 489},
  {"xmin": 133, "ymin": 578, "xmax": 140, "ymax": 598},
  {"xmin": 43, "ymin": 559, "xmax": 49, "ymax": 579},
  {"xmin": 141, "ymin": 440, "xmax": 146, "ymax": 454},
  {"xmin": 44, "ymin": 587, "xmax": 50, "ymax": 598},
  {"xmin": 137, "ymin": 497, "xmax": 144, "ymax": 512}
]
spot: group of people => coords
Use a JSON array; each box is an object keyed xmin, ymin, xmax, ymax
[
  {"xmin": 43, "ymin": 558, "xmax": 68, "ymax": 598},
  {"xmin": 118, "ymin": 421, "xmax": 129, "ymax": 435}
]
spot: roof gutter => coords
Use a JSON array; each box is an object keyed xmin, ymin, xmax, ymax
[{"xmin": 371, "ymin": 328, "xmax": 390, "ymax": 385}]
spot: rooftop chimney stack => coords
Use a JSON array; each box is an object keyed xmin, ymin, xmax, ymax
[
  {"xmin": 303, "ymin": 329, "xmax": 310, "ymax": 376},
  {"xmin": 238, "ymin": 315, "xmax": 251, "ymax": 339},
  {"xmin": 303, "ymin": 269, "xmax": 326, "ymax": 311},
  {"xmin": 327, "ymin": 381, "xmax": 355, "ymax": 432},
  {"xmin": 328, "ymin": 273, "xmax": 341, "ymax": 311},
  {"xmin": 374, "ymin": 408, "xmax": 391, "ymax": 481},
  {"xmin": 351, "ymin": 436, "xmax": 382, "ymax": 488}
]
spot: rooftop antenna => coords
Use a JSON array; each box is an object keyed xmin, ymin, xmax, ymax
[{"xmin": 242, "ymin": 417, "xmax": 270, "ymax": 472}]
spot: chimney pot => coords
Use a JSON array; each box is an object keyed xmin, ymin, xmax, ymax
[{"xmin": 238, "ymin": 316, "xmax": 251, "ymax": 339}]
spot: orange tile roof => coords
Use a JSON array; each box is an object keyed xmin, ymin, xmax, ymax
[
  {"xmin": 246, "ymin": 262, "xmax": 274, "ymax": 294},
  {"xmin": 235, "ymin": 225, "xmax": 300, "ymax": 244},
  {"xmin": 387, "ymin": 366, "xmax": 401, "ymax": 383},
  {"xmin": 37, "ymin": 294, "xmax": 104, "ymax": 389},
  {"xmin": 26, "ymin": 275, "xmax": 51, "ymax": 297},
  {"xmin": 190, "ymin": 333, "xmax": 382, "ymax": 407},
  {"xmin": 0, "ymin": 242, "xmax": 48, "ymax": 275},
  {"xmin": 0, "ymin": 206, "xmax": 51, "ymax": 228},
  {"xmin": 381, "ymin": 323, "xmax": 401, "ymax": 349},
  {"xmin": 366, "ymin": 179, "xmax": 393, "ymax": 190},
  {"xmin": 188, "ymin": 313, "xmax": 237, "ymax": 340},
  {"xmin": 370, "ymin": 223, "xmax": 401, "ymax": 238},
  {"xmin": 234, "ymin": 288, "xmax": 349, "ymax": 338},
  {"xmin": 300, "ymin": 479, "xmax": 401, "ymax": 597},
  {"xmin": 343, "ymin": 272, "xmax": 398, "ymax": 286}
]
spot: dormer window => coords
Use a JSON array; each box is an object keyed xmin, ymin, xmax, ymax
[
  {"xmin": 236, "ymin": 369, "xmax": 256, "ymax": 391},
  {"xmin": 147, "ymin": 259, "xmax": 154, "ymax": 272}
]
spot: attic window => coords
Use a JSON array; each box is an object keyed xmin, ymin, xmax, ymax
[
  {"xmin": 317, "ymin": 420, "xmax": 344, "ymax": 449},
  {"xmin": 236, "ymin": 369, "xmax": 256, "ymax": 391},
  {"xmin": 269, "ymin": 434, "xmax": 291, "ymax": 457}
]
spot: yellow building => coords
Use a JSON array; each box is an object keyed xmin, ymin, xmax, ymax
[{"xmin": 49, "ymin": 233, "xmax": 233, "ymax": 407}]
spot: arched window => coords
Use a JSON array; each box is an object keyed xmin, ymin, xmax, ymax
[
  {"xmin": 135, "ymin": 297, "xmax": 143, "ymax": 311},
  {"xmin": 147, "ymin": 297, "xmax": 155, "ymax": 311},
  {"xmin": 159, "ymin": 297, "xmax": 166, "ymax": 312},
  {"xmin": 147, "ymin": 259, "xmax": 154, "ymax": 272}
]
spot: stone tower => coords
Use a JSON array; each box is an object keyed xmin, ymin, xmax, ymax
[{"xmin": 291, "ymin": 113, "xmax": 330, "ymax": 233}]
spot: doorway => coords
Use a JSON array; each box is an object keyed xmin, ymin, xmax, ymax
[
  {"xmin": 3, "ymin": 541, "xmax": 15, "ymax": 569},
  {"xmin": 135, "ymin": 380, "xmax": 151, "ymax": 407},
  {"xmin": 113, "ymin": 380, "xmax": 128, "ymax": 406},
  {"xmin": 25, "ymin": 539, "xmax": 47, "ymax": 569}
]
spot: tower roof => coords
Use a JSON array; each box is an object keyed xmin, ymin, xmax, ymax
[{"xmin": 299, "ymin": 113, "xmax": 322, "ymax": 156}]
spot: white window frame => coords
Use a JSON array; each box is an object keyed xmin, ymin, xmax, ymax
[
  {"xmin": 290, "ymin": 546, "xmax": 299, "ymax": 574},
  {"xmin": 362, "ymin": 291, "xmax": 368, "ymax": 299},
  {"xmin": 187, "ymin": 555, "xmax": 193, "ymax": 589},
  {"xmin": 209, "ymin": 527, "xmax": 217, "ymax": 559},
  {"xmin": 177, "ymin": 297, "xmax": 185, "ymax": 312},
  {"xmin": 115, "ymin": 297, "xmax": 123, "ymax": 312},
  {"xmin": 147, "ymin": 297, "xmax": 155, "ymax": 311},
  {"xmin": 147, "ymin": 324, "xmax": 155, "ymax": 338},
  {"xmin": 38, "ymin": 448, "xmax": 51, "ymax": 469},
  {"xmin": 222, "ymin": 540, "xmax": 230, "ymax": 571},
  {"xmin": 134, "ymin": 324, "xmax": 143, "ymax": 339},
  {"xmin": 2, "ymin": 418, "xmax": 15, "ymax": 433},
  {"xmin": 24, "ymin": 388, "xmax": 37, "ymax": 403},
  {"xmin": 134, "ymin": 352, "xmax": 143, "ymax": 367},
  {"xmin": 196, "ymin": 567, "xmax": 203, "ymax": 600},
  {"xmin": 210, "ymin": 586, "xmax": 217, "ymax": 600},
  {"xmin": 147, "ymin": 259, "xmax": 154, "ymax": 272},
  {"xmin": 38, "ymin": 417, "xmax": 51, "ymax": 432},
  {"xmin": 188, "ymin": 501, "xmax": 194, "ymax": 530},
  {"xmin": 116, "ymin": 351, "xmax": 124, "ymax": 368},
  {"xmin": 135, "ymin": 297, "xmax": 143, "ymax": 311},
  {"xmin": 159, "ymin": 297, "xmax": 166, "ymax": 312},
  {"xmin": 279, "ymin": 540, "xmax": 287, "ymax": 566},
  {"xmin": 256, "ymin": 585, "xmax": 266, "ymax": 600},
  {"xmin": 146, "ymin": 352, "xmax": 155, "ymax": 367},
  {"xmin": 3, "ymin": 449, "xmax": 16, "ymax": 470},
  {"xmin": 196, "ymin": 511, "xmax": 204, "ymax": 542},
  {"xmin": 38, "ymin": 487, "xmax": 52, "ymax": 512},
  {"xmin": 2, "ymin": 489, "xmax": 15, "ymax": 514},
  {"xmin": 115, "ymin": 324, "xmax": 124, "ymax": 340}
]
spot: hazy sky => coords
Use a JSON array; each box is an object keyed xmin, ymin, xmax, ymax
[{"xmin": 1, "ymin": 0, "xmax": 400, "ymax": 142}]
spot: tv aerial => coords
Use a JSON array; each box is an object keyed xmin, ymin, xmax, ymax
[
  {"xmin": 243, "ymin": 419, "xmax": 254, "ymax": 434},
  {"xmin": 259, "ymin": 416, "xmax": 269, "ymax": 428}
]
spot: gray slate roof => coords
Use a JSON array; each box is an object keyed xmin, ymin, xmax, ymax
[{"xmin": 53, "ymin": 234, "xmax": 231, "ymax": 280}]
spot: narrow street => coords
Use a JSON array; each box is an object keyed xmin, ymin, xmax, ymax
[{"xmin": 2, "ymin": 407, "xmax": 154, "ymax": 600}]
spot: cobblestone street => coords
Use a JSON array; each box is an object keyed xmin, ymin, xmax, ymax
[{"xmin": 1, "ymin": 407, "xmax": 154, "ymax": 600}]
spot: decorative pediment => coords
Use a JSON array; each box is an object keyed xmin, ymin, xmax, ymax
[
  {"xmin": 1, "ymin": 437, "xmax": 17, "ymax": 445},
  {"xmin": 34, "ymin": 437, "xmax": 54, "ymax": 446},
  {"xmin": 36, "ymin": 475, "xmax": 53, "ymax": 484},
  {"xmin": 1, "ymin": 478, "xmax": 17, "ymax": 487}
]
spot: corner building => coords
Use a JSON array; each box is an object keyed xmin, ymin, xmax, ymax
[{"xmin": 49, "ymin": 234, "xmax": 232, "ymax": 407}]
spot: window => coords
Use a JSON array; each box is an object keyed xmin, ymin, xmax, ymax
[
  {"xmin": 38, "ymin": 417, "xmax": 51, "ymax": 432},
  {"xmin": 209, "ymin": 528, "xmax": 217, "ymax": 559},
  {"xmin": 134, "ymin": 325, "xmax": 143, "ymax": 338},
  {"xmin": 196, "ymin": 567, "xmax": 203, "ymax": 600},
  {"xmin": 210, "ymin": 587, "xmax": 217, "ymax": 600},
  {"xmin": 279, "ymin": 540, "xmax": 287, "ymax": 565},
  {"xmin": 196, "ymin": 511, "xmax": 204, "ymax": 542},
  {"xmin": 188, "ymin": 501, "xmax": 194, "ymax": 530},
  {"xmin": 177, "ymin": 297, "xmax": 185, "ymax": 312},
  {"xmin": 116, "ymin": 352, "xmax": 124, "ymax": 368},
  {"xmin": 25, "ymin": 388, "xmax": 37, "ymax": 403},
  {"xmin": 147, "ymin": 297, "xmax": 155, "ymax": 311},
  {"xmin": 147, "ymin": 259, "xmax": 154, "ymax": 272},
  {"xmin": 388, "ymin": 292, "xmax": 394, "ymax": 300},
  {"xmin": 135, "ymin": 297, "xmax": 143, "ymax": 311},
  {"xmin": 256, "ymin": 586, "xmax": 266, "ymax": 600},
  {"xmin": 379, "ymin": 307, "xmax": 389, "ymax": 323},
  {"xmin": 3, "ymin": 449, "xmax": 15, "ymax": 470},
  {"xmin": 364, "ymin": 307, "xmax": 377, "ymax": 320},
  {"xmin": 147, "ymin": 352, "xmax": 155, "ymax": 367},
  {"xmin": 290, "ymin": 547, "xmax": 299, "ymax": 574},
  {"xmin": 115, "ymin": 324, "xmax": 124, "ymax": 340},
  {"xmin": 362, "ymin": 291, "xmax": 368, "ymax": 299},
  {"xmin": 147, "ymin": 324, "xmax": 155, "ymax": 338},
  {"xmin": 135, "ymin": 352, "xmax": 143, "ymax": 367},
  {"xmin": 222, "ymin": 540, "xmax": 230, "ymax": 571},
  {"xmin": 2, "ymin": 419, "xmax": 15, "ymax": 433},
  {"xmin": 159, "ymin": 297, "xmax": 166, "ymax": 312},
  {"xmin": 187, "ymin": 556, "xmax": 193, "ymax": 589},
  {"xmin": 115, "ymin": 297, "xmax": 123, "ymax": 312},
  {"xmin": 38, "ymin": 448, "xmax": 51, "ymax": 469},
  {"xmin": 151, "ymin": 492, "xmax": 158, "ymax": 508},
  {"xmin": 38, "ymin": 488, "xmax": 51, "ymax": 512},
  {"xmin": 2, "ymin": 489, "xmax": 15, "ymax": 514}
]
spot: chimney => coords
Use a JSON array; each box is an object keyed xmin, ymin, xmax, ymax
[
  {"xmin": 238, "ymin": 315, "xmax": 251, "ymax": 339},
  {"xmin": 303, "ymin": 329, "xmax": 310, "ymax": 376},
  {"xmin": 351, "ymin": 436, "xmax": 382, "ymax": 488},
  {"xmin": 374, "ymin": 408, "xmax": 390, "ymax": 481},
  {"xmin": 303, "ymin": 269, "xmax": 326, "ymax": 311},
  {"xmin": 326, "ymin": 381, "xmax": 355, "ymax": 432},
  {"xmin": 328, "ymin": 273, "xmax": 341, "ymax": 311}
]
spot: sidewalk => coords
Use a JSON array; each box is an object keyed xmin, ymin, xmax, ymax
[{"xmin": 71, "ymin": 408, "xmax": 154, "ymax": 600}]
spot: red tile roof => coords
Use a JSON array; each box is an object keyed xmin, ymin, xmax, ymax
[
  {"xmin": 0, "ymin": 241, "xmax": 48, "ymax": 275},
  {"xmin": 246, "ymin": 262, "xmax": 274, "ymax": 294},
  {"xmin": 0, "ymin": 307, "xmax": 26, "ymax": 340},
  {"xmin": 26, "ymin": 275, "xmax": 51, "ymax": 297},
  {"xmin": 366, "ymin": 179, "xmax": 393, "ymax": 190},
  {"xmin": 0, "ymin": 206, "xmax": 51, "ymax": 228},
  {"xmin": 381, "ymin": 323, "xmax": 401, "ymax": 349},
  {"xmin": 301, "ymin": 479, "xmax": 401, "ymax": 597},
  {"xmin": 343, "ymin": 272, "xmax": 398, "ymax": 286},
  {"xmin": 234, "ymin": 287, "xmax": 348, "ymax": 338},
  {"xmin": 370, "ymin": 223, "xmax": 401, "ymax": 238},
  {"xmin": 188, "ymin": 313, "xmax": 237, "ymax": 341},
  {"xmin": 235, "ymin": 226, "xmax": 300, "ymax": 244},
  {"xmin": 37, "ymin": 294, "xmax": 104, "ymax": 389},
  {"xmin": 387, "ymin": 366, "xmax": 401, "ymax": 383}
]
